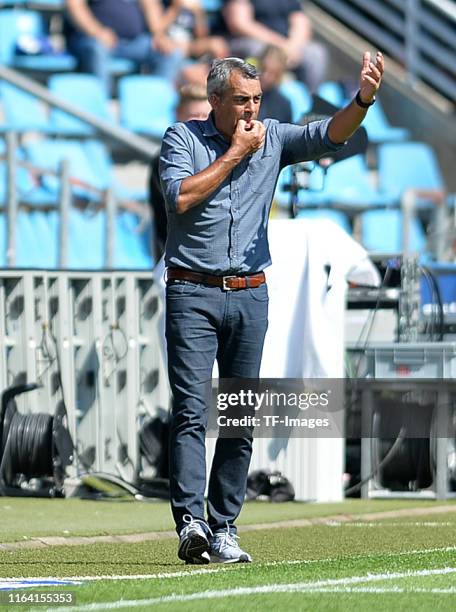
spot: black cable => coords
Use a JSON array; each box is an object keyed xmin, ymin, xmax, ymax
[
  {"xmin": 0, "ymin": 411, "xmax": 54, "ymax": 486},
  {"xmin": 420, "ymin": 267, "xmax": 436, "ymax": 340},
  {"xmin": 420, "ymin": 265, "xmax": 444, "ymax": 341},
  {"xmin": 344, "ymin": 425, "xmax": 406, "ymax": 496},
  {"xmin": 352, "ymin": 263, "xmax": 394, "ymax": 378}
]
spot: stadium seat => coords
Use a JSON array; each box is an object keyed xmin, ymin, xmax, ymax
[
  {"xmin": 0, "ymin": 213, "xmax": 6, "ymax": 267},
  {"xmin": 114, "ymin": 211, "xmax": 153, "ymax": 269},
  {"xmin": 118, "ymin": 75, "xmax": 178, "ymax": 138},
  {"xmin": 378, "ymin": 142, "xmax": 445, "ymax": 210},
  {"xmin": 317, "ymin": 81, "xmax": 345, "ymax": 107},
  {"xmin": 275, "ymin": 155, "xmax": 395, "ymax": 211},
  {"xmin": 360, "ymin": 209, "xmax": 427, "ymax": 253},
  {"xmin": 200, "ymin": 0, "xmax": 222, "ymax": 9},
  {"xmin": 15, "ymin": 210, "xmax": 58, "ymax": 267},
  {"xmin": 0, "ymin": 9, "xmax": 76, "ymax": 73},
  {"xmin": 361, "ymin": 98, "xmax": 410, "ymax": 143},
  {"xmin": 83, "ymin": 140, "xmax": 147, "ymax": 201},
  {"xmin": 0, "ymin": 146, "xmax": 57, "ymax": 207},
  {"xmin": 0, "ymin": 82, "xmax": 56, "ymax": 134},
  {"xmin": 279, "ymin": 79, "xmax": 312, "ymax": 123},
  {"xmin": 67, "ymin": 208, "xmax": 106, "ymax": 269},
  {"xmin": 48, "ymin": 73, "xmax": 114, "ymax": 136},
  {"xmin": 24, "ymin": 139, "xmax": 103, "ymax": 201}
]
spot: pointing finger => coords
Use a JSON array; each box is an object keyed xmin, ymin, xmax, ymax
[{"xmin": 362, "ymin": 51, "xmax": 371, "ymax": 71}]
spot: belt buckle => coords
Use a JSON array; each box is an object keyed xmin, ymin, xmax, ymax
[{"xmin": 222, "ymin": 275, "xmax": 236, "ymax": 291}]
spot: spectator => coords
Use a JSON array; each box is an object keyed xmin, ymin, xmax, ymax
[
  {"xmin": 161, "ymin": 0, "xmax": 230, "ymax": 87},
  {"xmin": 161, "ymin": 0, "xmax": 228, "ymax": 61},
  {"xmin": 223, "ymin": 0, "xmax": 328, "ymax": 92},
  {"xmin": 258, "ymin": 45, "xmax": 292, "ymax": 123},
  {"xmin": 65, "ymin": 0, "xmax": 184, "ymax": 94},
  {"xmin": 149, "ymin": 84, "xmax": 210, "ymax": 260}
]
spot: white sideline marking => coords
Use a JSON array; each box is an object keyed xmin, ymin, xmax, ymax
[
  {"xmin": 327, "ymin": 522, "xmax": 454, "ymax": 527},
  {"xmin": 45, "ymin": 567, "xmax": 456, "ymax": 611},
  {"xmin": 9, "ymin": 545, "xmax": 456, "ymax": 584}
]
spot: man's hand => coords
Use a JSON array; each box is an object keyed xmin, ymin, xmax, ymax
[
  {"xmin": 97, "ymin": 27, "xmax": 117, "ymax": 48},
  {"xmin": 230, "ymin": 120, "xmax": 266, "ymax": 158},
  {"xmin": 153, "ymin": 34, "xmax": 178, "ymax": 54},
  {"xmin": 359, "ymin": 51, "xmax": 384, "ymax": 103}
]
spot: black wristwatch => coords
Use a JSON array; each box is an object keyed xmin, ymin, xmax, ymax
[{"xmin": 355, "ymin": 90, "xmax": 375, "ymax": 108}]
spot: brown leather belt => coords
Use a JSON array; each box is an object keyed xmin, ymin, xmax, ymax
[{"xmin": 166, "ymin": 268, "xmax": 266, "ymax": 291}]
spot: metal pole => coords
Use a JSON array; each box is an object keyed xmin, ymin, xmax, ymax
[
  {"xmin": 105, "ymin": 189, "xmax": 116, "ymax": 269},
  {"xmin": 6, "ymin": 131, "xmax": 18, "ymax": 267},
  {"xmin": 401, "ymin": 188, "xmax": 416, "ymax": 257},
  {"xmin": 0, "ymin": 65, "xmax": 160, "ymax": 159},
  {"xmin": 433, "ymin": 198, "xmax": 446, "ymax": 261},
  {"xmin": 58, "ymin": 159, "xmax": 71, "ymax": 269}
]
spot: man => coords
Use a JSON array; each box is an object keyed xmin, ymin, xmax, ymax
[
  {"xmin": 223, "ymin": 0, "xmax": 328, "ymax": 92},
  {"xmin": 149, "ymin": 84, "xmax": 211, "ymax": 260},
  {"xmin": 160, "ymin": 52, "xmax": 383, "ymax": 563},
  {"xmin": 65, "ymin": 0, "xmax": 183, "ymax": 94}
]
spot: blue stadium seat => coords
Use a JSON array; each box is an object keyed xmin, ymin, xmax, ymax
[
  {"xmin": 275, "ymin": 155, "xmax": 395, "ymax": 211},
  {"xmin": 67, "ymin": 208, "xmax": 106, "ymax": 269},
  {"xmin": 360, "ymin": 209, "xmax": 427, "ymax": 253},
  {"xmin": 83, "ymin": 140, "xmax": 147, "ymax": 201},
  {"xmin": 0, "ymin": 146, "xmax": 57, "ymax": 207},
  {"xmin": 48, "ymin": 73, "xmax": 113, "ymax": 135},
  {"xmin": 0, "ymin": 9, "xmax": 76, "ymax": 72},
  {"xmin": 361, "ymin": 98, "xmax": 409, "ymax": 143},
  {"xmin": 24, "ymin": 139, "xmax": 104, "ymax": 201},
  {"xmin": 118, "ymin": 75, "xmax": 178, "ymax": 137},
  {"xmin": 317, "ymin": 81, "xmax": 345, "ymax": 107},
  {"xmin": 0, "ymin": 213, "xmax": 6, "ymax": 267},
  {"xmin": 0, "ymin": 82, "xmax": 53, "ymax": 133},
  {"xmin": 279, "ymin": 79, "xmax": 312, "ymax": 123},
  {"xmin": 200, "ymin": 0, "xmax": 222, "ymax": 9},
  {"xmin": 378, "ymin": 142, "xmax": 445, "ymax": 210},
  {"xmin": 114, "ymin": 211, "xmax": 153, "ymax": 269},
  {"xmin": 15, "ymin": 210, "xmax": 58, "ymax": 267}
]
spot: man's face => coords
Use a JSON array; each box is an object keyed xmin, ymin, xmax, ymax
[
  {"xmin": 177, "ymin": 98, "xmax": 211, "ymax": 122},
  {"xmin": 210, "ymin": 71, "xmax": 262, "ymax": 138}
]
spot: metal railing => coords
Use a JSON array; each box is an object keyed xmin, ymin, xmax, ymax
[
  {"xmin": 311, "ymin": 0, "xmax": 456, "ymax": 102},
  {"xmin": 0, "ymin": 66, "xmax": 159, "ymax": 268}
]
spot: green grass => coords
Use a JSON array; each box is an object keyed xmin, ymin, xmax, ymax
[
  {"xmin": 0, "ymin": 500, "xmax": 454, "ymax": 611},
  {"xmin": 0, "ymin": 497, "xmax": 451, "ymax": 542}
]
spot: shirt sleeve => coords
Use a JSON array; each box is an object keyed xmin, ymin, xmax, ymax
[
  {"xmin": 278, "ymin": 118, "xmax": 346, "ymax": 167},
  {"xmin": 159, "ymin": 123, "xmax": 194, "ymax": 213}
]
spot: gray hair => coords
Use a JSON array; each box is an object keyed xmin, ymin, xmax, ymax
[{"xmin": 207, "ymin": 58, "xmax": 259, "ymax": 97}]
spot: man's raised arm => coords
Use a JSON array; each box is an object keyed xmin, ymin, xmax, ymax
[{"xmin": 328, "ymin": 51, "xmax": 384, "ymax": 144}]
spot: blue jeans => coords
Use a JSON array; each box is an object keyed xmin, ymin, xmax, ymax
[
  {"xmin": 67, "ymin": 32, "xmax": 183, "ymax": 93},
  {"xmin": 166, "ymin": 280, "xmax": 269, "ymax": 534}
]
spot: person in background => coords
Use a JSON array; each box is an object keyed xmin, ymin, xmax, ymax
[
  {"xmin": 161, "ymin": 0, "xmax": 229, "ymax": 62},
  {"xmin": 149, "ymin": 84, "xmax": 211, "ymax": 261},
  {"xmin": 223, "ymin": 0, "xmax": 328, "ymax": 92},
  {"xmin": 65, "ymin": 0, "xmax": 184, "ymax": 94},
  {"xmin": 258, "ymin": 45, "xmax": 292, "ymax": 123}
]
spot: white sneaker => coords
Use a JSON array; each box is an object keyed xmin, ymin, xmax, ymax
[
  {"xmin": 210, "ymin": 528, "xmax": 252, "ymax": 563},
  {"xmin": 178, "ymin": 515, "xmax": 211, "ymax": 565}
]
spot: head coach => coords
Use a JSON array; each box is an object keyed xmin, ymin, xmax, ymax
[{"xmin": 159, "ymin": 52, "xmax": 384, "ymax": 564}]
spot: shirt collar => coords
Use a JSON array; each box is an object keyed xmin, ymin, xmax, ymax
[{"xmin": 201, "ymin": 112, "xmax": 222, "ymax": 138}]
